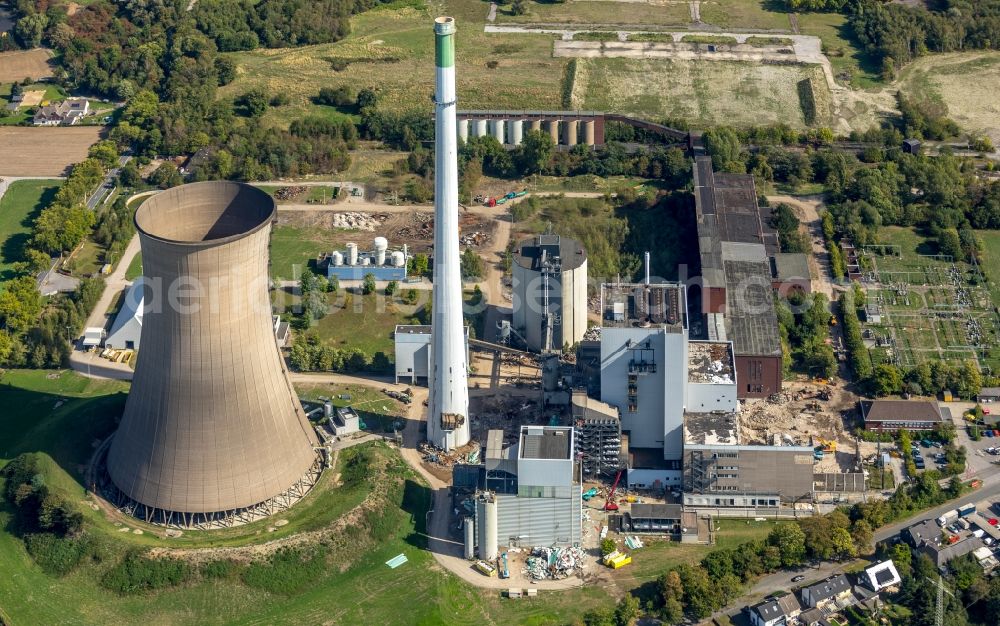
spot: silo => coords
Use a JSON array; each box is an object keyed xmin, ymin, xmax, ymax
[
  {"xmin": 476, "ymin": 494, "xmax": 498, "ymax": 561},
  {"xmin": 458, "ymin": 118, "xmax": 469, "ymax": 142},
  {"xmin": 330, "ymin": 251, "xmax": 343, "ymax": 266},
  {"xmin": 566, "ymin": 120, "xmax": 578, "ymax": 146},
  {"xmin": 547, "ymin": 119, "xmax": 560, "ymax": 144},
  {"xmin": 511, "ymin": 234, "xmax": 588, "ymax": 353},
  {"xmin": 374, "ymin": 236, "xmax": 389, "ymax": 266},
  {"xmin": 474, "ymin": 119, "xmax": 488, "ymax": 138},
  {"xmin": 346, "ymin": 242, "xmax": 358, "ymax": 265},
  {"xmin": 106, "ymin": 181, "xmax": 319, "ymax": 527},
  {"xmin": 510, "ymin": 119, "xmax": 524, "ymax": 146},
  {"xmin": 391, "ymin": 250, "xmax": 406, "ymax": 267},
  {"xmin": 464, "ymin": 517, "xmax": 475, "ymax": 560},
  {"xmin": 584, "ymin": 120, "xmax": 596, "ymax": 146},
  {"xmin": 530, "ymin": 119, "xmax": 542, "ymax": 133},
  {"xmin": 491, "ymin": 119, "xmax": 505, "ymax": 144}
]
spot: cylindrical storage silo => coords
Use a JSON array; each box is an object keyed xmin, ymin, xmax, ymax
[
  {"xmin": 458, "ymin": 118, "xmax": 469, "ymax": 142},
  {"xmin": 584, "ymin": 120, "xmax": 596, "ymax": 146},
  {"xmin": 464, "ymin": 517, "xmax": 475, "ymax": 560},
  {"xmin": 510, "ymin": 120, "xmax": 524, "ymax": 146},
  {"xmin": 324, "ymin": 400, "xmax": 333, "ymax": 419},
  {"xmin": 107, "ymin": 181, "xmax": 319, "ymax": 524},
  {"xmin": 374, "ymin": 236, "xmax": 388, "ymax": 266},
  {"xmin": 346, "ymin": 242, "xmax": 358, "ymax": 266},
  {"xmin": 530, "ymin": 119, "xmax": 542, "ymax": 133},
  {"xmin": 476, "ymin": 494, "xmax": 498, "ymax": 561},
  {"xmin": 474, "ymin": 119, "xmax": 488, "ymax": 138},
  {"xmin": 331, "ymin": 251, "xmax": 343, "ymax": 266},
  {"xmin": 391, "ymin": 250, "xmax": 406, "ymax": 267},
  {"xmin": 491, "ymin": 119, "xmax": 505, "ymax": 144},
  {"xmin": 512, "ymin": 234, "xmax": 589, "ymax": 353},
  {"xmin": 547, "ymin": 119, "xmax": 560, "ymax": 145},
  {"xmin": 566, "ymin": 120, "xmax": 578, "ymax": 146}
]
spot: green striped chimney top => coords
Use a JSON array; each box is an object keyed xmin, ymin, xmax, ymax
[{"xmin": 434, "ymin": 17, "xmax": 455, "ymax": 68}]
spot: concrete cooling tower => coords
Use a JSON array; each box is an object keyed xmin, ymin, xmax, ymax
[{"xmin": 106, "ymin": 181, "xmax": 320, "ymax": 527}]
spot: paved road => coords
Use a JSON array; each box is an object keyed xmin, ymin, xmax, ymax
[{"xmin": 86, "ymin": 155, "xmax": 131, "ymax": 210}]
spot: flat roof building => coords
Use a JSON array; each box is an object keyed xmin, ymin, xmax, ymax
[
  {"xmin": 771, "ymin": 252, "xmax": 811, "ymax": 295},
  {"xmin": 861, "ymin": 399, "xmax": 945, "ymax": 432}
]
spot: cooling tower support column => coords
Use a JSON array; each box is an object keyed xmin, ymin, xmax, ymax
[
  {"xmin": 428, "ymin": 16, "xmax": 470, "ymax": 451},
  {"xmin": 510, "ymin": 119, "xmax": 524, "ymax": 146}
]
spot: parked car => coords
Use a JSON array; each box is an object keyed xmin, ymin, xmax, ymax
[{"xmin": 792, "ymin": 575, "xmax": 805, "ymax": 583}]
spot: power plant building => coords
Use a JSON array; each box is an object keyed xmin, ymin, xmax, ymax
[
  {"xmin": 394, "ymin": 324, "xmax": 470, "ymax": 385},
  {"xmin": 474, "ymin": 426, "xmax": 582, "ymax": 551},
  {"xmin": 105, "ymin": 182, "xmax": 321, "ymax": 527},
  {"xmin": 104, "ymin": 280, "xmax": 144, "ymax": 350},
  {"xmin": 511, "ymin": 234, "xmax": 588, "ymax": 353}
]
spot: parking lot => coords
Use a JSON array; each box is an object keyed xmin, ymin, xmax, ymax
[{"xmin": 945, "ymin": 401, "xmax": 1000, "ymax": 477}]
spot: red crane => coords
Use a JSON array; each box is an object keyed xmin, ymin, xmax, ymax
[{"xmin": 604, "ymin": 469, "xmax": 624, "ymax": 511}]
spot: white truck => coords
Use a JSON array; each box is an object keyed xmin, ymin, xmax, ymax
[{"xmin": 938, "ymin": 509, "xmax": 959, "ymax": 526}]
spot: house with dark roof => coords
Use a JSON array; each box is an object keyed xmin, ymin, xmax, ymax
[
  {"xmin": 905, "ymin": 518, "xmax": 943, "ymax": 547},
  {"xmin": 748, "ymin": 593, "xmax": 801, "ymax": 626},
  {"xmin": 860, "ymin": 399, "xmax": 944, "ymax": 433},
  {"xmin": 32, "ymin": 98, "xmax": 89, "ymax": 126},
  {"xmin": 919, "ymin": 537, "xmax": 986, "ymax": 571},
  {"xmin": 799, "ymin": 574, "xmax": 853, "ymax": 609}
]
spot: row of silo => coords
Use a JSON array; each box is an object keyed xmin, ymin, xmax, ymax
[{"xmin": 457, "ymin": 117, "xmax": 597, "ymax": 147}]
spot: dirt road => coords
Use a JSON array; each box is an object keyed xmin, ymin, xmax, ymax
[{"xmin": 767, "ymin": 195, "xmax": 838, "ymax": 299}]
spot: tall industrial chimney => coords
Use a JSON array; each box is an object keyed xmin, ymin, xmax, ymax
[
  {"xmin": 428, "ymin": 16, "xmax": 470, "ymax": 450},
  {"xmin": 106, "ymin": 182, "xmax": 320, "ymax": 527}
]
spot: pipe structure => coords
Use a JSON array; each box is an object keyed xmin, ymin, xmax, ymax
[{"xmin": 428, "ymin": 16, "xmax": 470, "ymax": 451}]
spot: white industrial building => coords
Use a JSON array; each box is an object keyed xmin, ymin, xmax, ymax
[
  {"xmin": 105, "ymin": 281, "xmax": 144, "ymax": 350},
  {"xmin": 323, "ymin": 237, "xmax": 409, "ymax": 281},
  {"xmin": 511, "ymin": 234, "xmax": 588, "ymax": 353},
  {"xmin": 393, "ymin": 325, "xmax": 470, "ymax": 385},
  {"xmin": 473, "ymin": 426, "xmax": 582, "ymax": 557}
]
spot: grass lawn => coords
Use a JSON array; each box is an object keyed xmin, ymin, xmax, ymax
[
  {"xmin": 0, "ymin": 368, "xmax": 623, "ymax": 625},
  {"xmin": 577, "ymin": 57, "xmax": 830, "ymax": 129},
  {"xmin": 698, "ymin": 0, "xmax": 792, "ymax": 31},
  {"xmin": 309, "ymin": 292, "xmax": 422, "ymax": 356},
  {"xmin": 67, "ymin": 239, "xmax": 106, "ymax": 277},
  {"xmin": 0, "ymin": 82, "xmax": 66, "ymax": 125},
  {"xmin": 497, "ymin": 0, "xmax": 691, "ymax": 26},
  {"xmin": 795, "ymin": 12, "xmax": 881, "ymax": 89},
  {"xmin": 222, "ymin": 0, "xmax": 566, "ymax": 128},
  {"xmin": 270, "ymin": 225, "xmax": 361, "ymax": 280},
  {"xmin": 0, "ymin": 178, "xmax": 61, "ymax": 280},
  {"xmin": 124, "ymin": 252, "xmax": 143, "ymax": 280},
  {"xmin": 297, "ymin": 383, "xmax": 406, "ymax": 432}
]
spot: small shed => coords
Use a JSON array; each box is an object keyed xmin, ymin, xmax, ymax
[
  {"xmin": 977, "ymin": 387, "xmax": 1000, "ymax": 403},
  {"xmin": 902, "ymin": 138, "xmax": 921, "ymax": 154},
  {"xmin": 330, "ymin": 406, "xmax": 360, "ymax": 436}
]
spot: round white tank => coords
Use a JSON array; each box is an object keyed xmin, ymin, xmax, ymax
[
  {"xmin": 391, "ymin": 250, "xmax": 406, "ymax": 267},
  {"xmin": 374, "ymin": 236, "xmax": 389, "ymax": 265},
  {"xmin": 362, "ymin": 257, "xmax": 371, "ymax": 265},
  {"xmin": 464, "ymin": 517, "xmax": 475, "ymax": 560},
  {"xmin": 330, "ymin": 251, "xmax": 343, "ymax": 266},
  {"xmin": 476, "ymin": 496, "xmax": 498, "ymax": 561},
  {"xmin": 346, "ymin": 242, "xmax": 358, "ymax": 265}
]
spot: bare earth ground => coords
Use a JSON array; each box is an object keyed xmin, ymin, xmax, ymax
[
  {"xmin": 0, "ymin": 127, "xmax": 104, "ymax": 176},
  {"xmin": 0, "ymin": 49, "xmax": 54, "ymax": 82}
]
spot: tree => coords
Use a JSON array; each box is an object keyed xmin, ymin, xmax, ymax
[
  {"xmin": 385, "ymin": 280, "xmax": 398, "ymax": 296},
  {"xmin": 14, "ymin": 13, "xmax": 48, "ymax": 48},
  {"xmin": 316, "ymin": 85, "xmax": 355, "ymax": 107},
  {"xmin": 460, "ymin": 249, "xmax": 484, "ymax": 279},
  {"xmin": 408, "ymin": 253, "xmax": 429, "ymax": 277},
  {"xmin": 362, "ymin": 273, "xmax": 376, "ymax": 295},
  {"xmin": 601, "ymin": 538, "xmax": 616, "ymax": 556},
  {"xmin": 515, "ymin": 129, "xmax": 555, "ymax": 174},
  {"xmin": 0, "ymin": 277, "xmax": 43, "ymax": 333},
  {"xmin": 871, "ymin": 364, "xmax": 903, "ymax": 396},
  {"xmin": 118, "ymin": 161, "xmax": 142, "ymax": 187},
  {"xmin": 612, "ymin": 595, "xmax": 640, "ymax": 626},
  {"xmin": 150, "ymin": 163, "xmax": 183, "ymax": 189},
  {"xmin": 937, "ymin": 227, "xmax": 962, "ymax": 260},
  {"xmin": 356, "ymin": 87, "xmax": 378, "ymax": 111},
  {"xmin": 239, "ymin": 89, "xmax": 269, "ymax": 117},
  {"xmin": 703, "ymin": 127, "xmax": 745, "ymax": 173},
  {"xmin": 831, "ymin": 527, "xmax": 858, "ymax": 559},
  {"xmin": 767, "ymin": 523, "xmax": 806, "ymax": 567}
]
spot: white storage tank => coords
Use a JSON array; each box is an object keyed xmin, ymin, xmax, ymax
[
  {"xmin": 391, "ymin": 250, "xmax": 406, "ymax": 267},
  {"xmin": 374, "ymin": 236, "xmax": 389, "ymax": 266},
  {"xmin": 330, "ymin": 251, "xmax": 343, "ymax": 266},
  {"xmin": 475, "ymin": 494, "xmax": 498, "ymax": 561},
  {"xmin": 346, "ymin": 242, "xmax": 358, "ymax": 266},
  {"xmin": 464, "ymin": 517, "xmax": 475, "ymax": 560}
]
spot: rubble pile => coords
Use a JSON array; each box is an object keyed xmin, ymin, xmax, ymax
[
  {"xmin": 523, "ymin": 546, "xmax": 587, "ymax": 580},
  {"xmin": 419, "ymin": 440, "xmax": 480, "ymax": 467},
  {"xmin": 460, "ymin": 231, "xmax": 491, "ymax": 246},
  {"xmin": 382, "ymin": 388, "xmax": 413, "ymax": 404},
  {"xmin": 330, "ymin": 212, "xmax": 382, "ymax": 231},
  {"xmin": 396, "ymin": 214, "xmax": 435, "ymax": 239},
  {"xmin": 274, "ymin": 186, "xmax": 307, "ymax": 200}
]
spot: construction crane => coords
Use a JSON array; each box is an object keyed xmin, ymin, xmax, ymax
[
  {"xmin": 926, "ymin": 575, "xmax": 954, "ymax": 626},
  {"xmin": 605, "ymin": 469, "xmax": 624, "ymax": 511}
]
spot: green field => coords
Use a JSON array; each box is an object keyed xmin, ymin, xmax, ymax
[
  {"xmin": 269, "ymin": 225, "xmax": 361, "ymax": 280},
  {"xmin": 497, "ymin": 0, "xmax": 692, "ymax": 25},
  {"xmin": 124, "ymin": 251, "xmax": 143, "ymax": 280},
  {"xmin": 699, "ymin": 0, "xmax": 792, "ymax": 31},
  {"xmin": 0, "ymin": 179, "xmax": 61, "ymax": 280},
  {"xmin": 795, "ymin": 12, "xmax": 881, "ymax": 88},
  {"xmin": 576, "ymin": 57, "xmax": 830, "ymax": 129},
  {"xmin": 310, "ymin": 292, "xmax": 423, "ymax": 356}
]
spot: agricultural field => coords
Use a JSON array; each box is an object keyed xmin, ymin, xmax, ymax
[
  {"xmin": 0, "ymin": 48, "xmax": 55, "ymax": 82},
  {"xmin": 496, "ymin": 0, "xmax": 692, "ymax": 25},
  {"xmin": 794, "ymin": 12, "xmax": 881, "ymax": 88},
  {"xmin": 0, "ymin": 179, "xmax": 61, "ymax": 280},
  {"xmin": 576, "ymin": 56, "xmax": 831, "ymax": 129},
  {"xmin": 0, "ymin": 126, "xmax": 104, "ymax": 176},
  {"xmin": 895, "ymin": 52, "xmax": 1000, "ymax": 148},
  {"xmin": 0, "ymin": 368, "xmax": 623, "ymax": 625},
  {"xmin": 698, "ymin": 0, "xmax": 793, "ymax": 31},
  {"xmin": 859, "ymin": 227, "xmax": 1000, "ymax": 374}
]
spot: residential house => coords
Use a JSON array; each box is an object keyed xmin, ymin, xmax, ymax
[
  {"xmin": 919, "ymin": 536, "xmax": 986, "ymax": 572},
  {"xmin": 32, "ymin": 98, "xmax": 89, "ymax": 126},
  {"xmin": 748, "ymin": 594, "xmax": 801, "ymax": 626},
  {"xmin": 904, "ymin": 518, "xmax": 943, "ymax": 547},
  {"xmin": 5, "ymin": 92, "xmax": 24, "ymax": 112},
  {"xmin": 862, "ymin": 560, "xmax": 901, "ymax": 592},
  {"xmin": 799, "ymin": 574, "xmax": 853, "ymax": 610}
]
